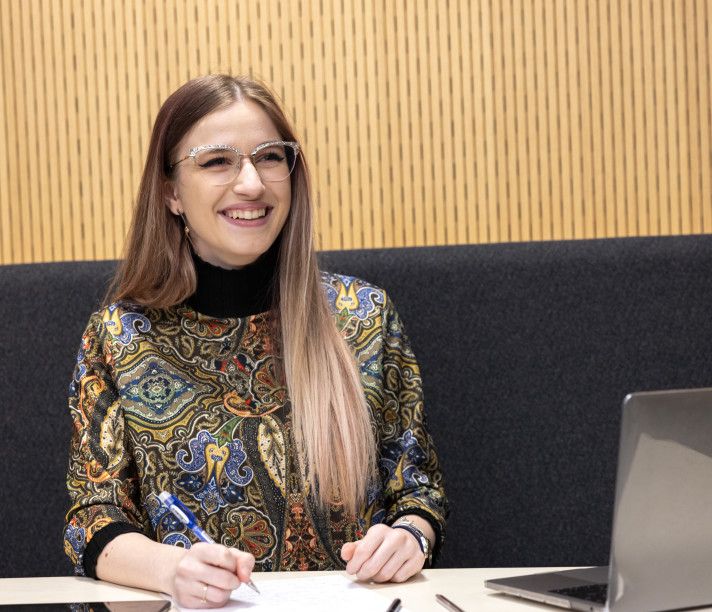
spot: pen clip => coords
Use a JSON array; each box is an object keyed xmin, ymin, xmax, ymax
[{"xmin": 159, "ymin": 491, "xmax": 200, "ymax": 532}]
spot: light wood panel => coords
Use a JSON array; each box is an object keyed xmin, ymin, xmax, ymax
[{"xmin": 1, "ymin": 0, "xmax": 711, "ymax": 264}]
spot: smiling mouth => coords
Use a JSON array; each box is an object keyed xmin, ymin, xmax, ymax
[{"xmin": 221, "ymin": 208, "xmax": 269, "ymax": 220}]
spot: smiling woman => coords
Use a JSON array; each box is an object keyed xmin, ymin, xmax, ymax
[
  {"xmin": 165, "ymin": 102, "xmax": 295, "ymax": 269},
  {"xmin": 63, "ymin": 75, "xmax": 448, "ymax": 609}
]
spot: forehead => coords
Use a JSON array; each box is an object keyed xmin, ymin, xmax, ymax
[{"xmin": 180, "ymin": 100, "xmax": 282, "ymax": 150}]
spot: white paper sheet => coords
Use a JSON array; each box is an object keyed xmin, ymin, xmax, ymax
[{"xmin": 175, "ymin": 574, "xmax": 405, "ymax": 611}]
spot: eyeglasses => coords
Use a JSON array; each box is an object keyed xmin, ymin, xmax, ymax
[{"xmin": 170, "ymin": 140, "xmax": 300, "ymax": 185}]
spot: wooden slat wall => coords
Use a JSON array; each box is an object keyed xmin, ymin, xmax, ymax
[{"xmin": 1, "ymin": 0, "xmax": 710, "ymax": 264}]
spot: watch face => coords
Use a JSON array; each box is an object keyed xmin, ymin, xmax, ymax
[{"xmin": 421, "ymin": 535, "xmax": 431, "ymax": 555}]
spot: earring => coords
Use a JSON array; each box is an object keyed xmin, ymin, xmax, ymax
[{"xmin": 179, "ymin": 212, "xmax": 195, "ymax": 248}]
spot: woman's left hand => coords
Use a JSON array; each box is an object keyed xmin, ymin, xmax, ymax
[{"xmin": 340, "ymin": 523, "xmax": 425, "ymax": 583}]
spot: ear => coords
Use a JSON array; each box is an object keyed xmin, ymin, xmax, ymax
[{"xmin": 164, "ymin": 180, "xmax": 183, "ymax": 216}]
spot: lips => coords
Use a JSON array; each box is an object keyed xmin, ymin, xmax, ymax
[
  {"xmin": 222, "ymin": 208, "xmax": 267, "ymax": 220},
  {"xmin": 219, "ymin": 204, "xmax": 273, "ymax": 221}
]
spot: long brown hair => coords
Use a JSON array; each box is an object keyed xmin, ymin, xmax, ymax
[{"xmin": 108, "ymin": 75, "xmax": 376, "ymax": 514}]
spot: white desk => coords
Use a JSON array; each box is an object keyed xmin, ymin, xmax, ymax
[{"xmin": 0, "ymin": 568, "xmax": 569, "ymax": 611}]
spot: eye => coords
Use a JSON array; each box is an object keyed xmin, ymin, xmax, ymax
[
  {"xmin": 205, "ymin": 157, "xmax": 229, "ymax": 167},
  {"xmin": 254, "ymin": 146, "xmax": 286, "ymax": 166},
  {"xmin": 200, "ymin": 155, "xmax": 231, "ymax": 168},
  {"xmin": 194, "ymin": 149, "xmax": 238, "ymax": 170}
]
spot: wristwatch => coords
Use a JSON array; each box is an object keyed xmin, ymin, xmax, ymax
[{"xmin": 392, "ymin": 517, "xmax": 432, "ymax": 563}]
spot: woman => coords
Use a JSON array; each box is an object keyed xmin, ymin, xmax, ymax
[{"xmin": 64, "ymin": 75, "xmax": 448, "ymax": 608}]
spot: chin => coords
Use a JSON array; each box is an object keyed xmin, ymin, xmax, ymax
[{"xmin": 230, "ymin": 249, "xmax": 271, "ymax": 267}]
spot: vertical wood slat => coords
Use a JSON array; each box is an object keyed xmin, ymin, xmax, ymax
[
  {"xmin": 698, "ymin": 0, "xmax": 712, "ymax": 232},
  {"xmin": 601, "ymin": 0, "xmax": 618, "ymax": 236},
  {"xmin": 50, "ymin": 0, "xmax": 69, "ymax": 261},
  {"xmin": 30, "ymin": 1, "xmax": 50, "ymax": 261},
  {"xmin": 14, "ymin": 0, "xmax": 31, "ymax": 261},
  {"xmin": 411, "ymin": 0, "xmax": 427, "ymax": 246},
  {"xmin": 438, "ymin": 1, "xmax": 456, "ymax": 245},
  {"xmin": 581, "ymin": 0, "xmax": 597, "ymax": 237},
  {"xmin": 522, "ymin": 0, "xmax": 538, "ymax": 241},
  {"xmin": 2, "ymin": 0, "xmax": 712, "ymax": 264},
  {"xmin": 382, "ymin": 1, "xmax": 400, "ymax": 247},
  {"xmin": 0, "ymin": 1, "xmax": 12, "ymax": 263},
  {"xmin": 459, "ymin": 0, "xmax": 476, "ymax": 244},
  {"xmin": 82, "ymin": 0, "xmax": 99, "ymax": 259},
  {"xmin": 501, "ymin": 0, "xmax": 519, "ymax": 242},
  {"xmin": 554, "ymin": 0, "xmax": 569, "ymax": 238},
  {"xmin": 351, "ymin": 0, "xmax": 370, "ymax": 248},
  {"xmin": 395, "ymin": 0, "xmax": 412, "ymax": 246},
  {"xmin": 630, "ymin": 0, "xmax": 642, "ymax": 234},
  {"xmin": 512, "ymin": 0, "xmax": 535, "ymax": 240},
  {"xmin": 543, "ymin": 0, "xmax": 560, "ymax": 240},
  {"xmin": 638, "ymin": 2, "xmax": 663, "ymax": 233},
  {"xmin": 450, "ymin": 0, "xmax": 468, "ymax": 244},
  {"xmin": 674, "ymin": 1, "xmax": 689, "ymax": 235},
  {"xmin": 686, "ymin": 0, "xmax": 701, "ymax": 235},
  {"xmin": 333, "ymin": 0, "xmax": 352, "ymax": 249},
  {"xmin": 370, "ymin": 0, "xmax": 387, "ymax": 248},
  {"xmin": 654, "ymin": 0, "xmax": 668, "ymax": 235}
]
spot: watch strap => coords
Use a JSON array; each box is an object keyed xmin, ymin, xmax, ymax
[{"xmin": 392, "ymin": 521, "xmax": 431, "ymax": 561}]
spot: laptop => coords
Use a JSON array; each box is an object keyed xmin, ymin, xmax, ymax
[{"xmin": 485, "ymin": 388, "xmax": 712, "ymax": 611}]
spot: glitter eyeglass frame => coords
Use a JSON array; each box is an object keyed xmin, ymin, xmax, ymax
[{"xmin": 170, "ymin": 140, "xmax": 300, "ymax": 183}]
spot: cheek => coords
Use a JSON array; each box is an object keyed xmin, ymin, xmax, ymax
[
  {"xmin": 280, "ymin": 184, "xmax": 292, "ymax": 213},
  {"xmin": 279, "ymin": 194, "xmax": 292, "ymax": 226},
  {"xmin": 181, "ymin": 182, "xmax": 221, "ymax": 213}
]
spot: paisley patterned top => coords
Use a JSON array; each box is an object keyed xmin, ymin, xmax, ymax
[{"xmin": 64, "ymin": 272, "xmax": 448, "ymax": 574}]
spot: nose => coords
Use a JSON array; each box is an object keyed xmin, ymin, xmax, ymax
[{"xmin": 232, "ymin": 158, "xmax": 266, "ymax": 198}]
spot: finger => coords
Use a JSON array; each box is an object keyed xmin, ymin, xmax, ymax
[
  {"xmin": 357, "ymin": 527, "xmax": 419, "ymax": 582},
  {"xmin": 175, "ymin": 575, "xmax": 233, "ymax": 608},
  {"xmin": 391, "ymin": 554, "xmax": 425, "ymax": 583},
  {"xmin": 182, "ymin": 583, "xmax": 214, "ymax": 609},
  {"xmin": 356, "ymin": 540, "xmax": 400, "ymax": 582},
  {"xmin": 341, "ymin": 542, "xmax": 356, "ymax": 561},
  {"xmin": 203, "ymin": 582, "xmax": 232, "ymax": 606},
  {"xmin": 178, "ymin": 549, "xmax": 241, "ymax": 592},
  {"xmin": 192, "ymin": 543, "xmax": 239, "ymax": 572},
  {"xmin": 198, "ymin": 566, "xmax": 241, "ymax": 592},
  {"xmin": 346, "ymin": 525, "xmax": 390, "ymax": 575},
  {"xmin": 228, "ymin": 548, "xmax": 256, "ymax": 584},
  {"xmin": 373, "ymin": 552, "xmax": 410, "ymax": 583}
]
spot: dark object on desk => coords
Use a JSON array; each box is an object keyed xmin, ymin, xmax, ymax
[
  {"xmin": 2, "ymin": 235, "xmax": 712, "ymax": 577},
  {"xmin": 0, "ymin": 603, "xmax": 169, "ymax": 611},
  {"xmin": 385, "ymin": 597, "xmax": 402, "ymax": 612},
  {"xmin": 486, "ymin": 387, "xmax": 712, "ymax": 611},
  {"xmin": 436, "ymin": 593, "xmax": 466, "ymax": 612}
]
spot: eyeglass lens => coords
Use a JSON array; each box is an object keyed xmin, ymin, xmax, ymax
[{"xmin": 194, "ymin": 144, "xmax": 297, "ymax": 185}]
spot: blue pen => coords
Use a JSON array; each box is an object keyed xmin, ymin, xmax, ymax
[{"xmin": 159, "ymin": 491, "xmax": 260, "ymax": 594}]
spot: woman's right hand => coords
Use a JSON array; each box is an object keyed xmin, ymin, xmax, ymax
[{"xmin": 169, "ymin": 542, "xmax": 255, "ymax": 608}]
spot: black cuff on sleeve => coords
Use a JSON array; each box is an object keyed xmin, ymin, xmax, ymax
[
  {"xmin": 83, "ymin": 522, "xmax": 144, "ymax": 579},
  {"xmin": 389, "ymin": 508, "xmax": 445, "ymax": 568}
]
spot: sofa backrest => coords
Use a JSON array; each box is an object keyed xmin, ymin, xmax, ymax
[{"xmin": 2, "ymin": 235, "xmax": 712, "ymax": 577}]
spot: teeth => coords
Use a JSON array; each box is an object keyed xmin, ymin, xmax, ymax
[{"xmin": 224, "ymin": 208, "xmax": 267, "ymax": 220}]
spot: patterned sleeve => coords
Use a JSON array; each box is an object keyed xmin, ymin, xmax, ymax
[
  {"xmin": 378, "ymin": 295, "xmax": 449, "ymax": 560},
  {"xmin": 63, "ymin": 311, "xmax": 147, "ymax": 575}
]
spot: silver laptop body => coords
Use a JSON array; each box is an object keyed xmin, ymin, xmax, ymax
[{"xmin": 485, "ymin": 388, "xmax": 712, "ymax": 611}]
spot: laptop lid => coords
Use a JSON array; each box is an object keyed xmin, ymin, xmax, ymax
[
  {"xmin": 607, "ymin": 387, "xmax": 712, "ymax": 611},
  {"xmin": 485, "ymin": 388, "xmax": 712, "ymax": 611}
]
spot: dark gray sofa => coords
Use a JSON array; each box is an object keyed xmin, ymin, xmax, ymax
[{"xmin": 2, "ymin": 235, "xmax": 711, "ymax": 578}]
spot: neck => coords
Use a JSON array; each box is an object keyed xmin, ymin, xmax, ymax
[{"xmin": 186, "ymin": 240, "xmax": 280, "ymax": 318}]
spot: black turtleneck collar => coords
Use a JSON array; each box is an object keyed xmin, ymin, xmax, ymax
[{"xmin": 186, "ymin": 239, "xmax": 280, "ymax": 318}]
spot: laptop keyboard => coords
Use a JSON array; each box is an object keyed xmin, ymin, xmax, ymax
[{"xmin": 550, "ymin": 583, "xmax": 608, "ymax": 604}]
